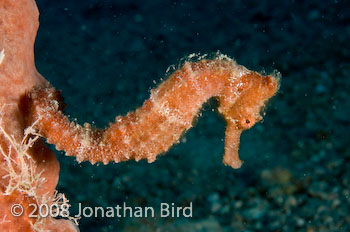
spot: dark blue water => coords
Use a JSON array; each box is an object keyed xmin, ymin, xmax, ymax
[{"xmin": 34, "ymin": 0, "xmax": 350, "ymax": 231}]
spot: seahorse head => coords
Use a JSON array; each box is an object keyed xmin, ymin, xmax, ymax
[{"xmin": 227, "ymin": 71, "xmax": 280, "ymax": 130}]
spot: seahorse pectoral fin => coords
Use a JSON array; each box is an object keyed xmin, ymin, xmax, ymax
[{"xmin": 223, "ymin": 122, "xmax": 243, "ymax": 169}]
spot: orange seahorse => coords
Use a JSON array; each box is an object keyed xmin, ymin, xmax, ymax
[{"xmin": 23, "ymin": 54, "xmax": 279, "ymax": 169}]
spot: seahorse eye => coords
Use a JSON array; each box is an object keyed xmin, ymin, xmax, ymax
[{"xmin": 240, "ymin": 117, "xmax": 255, "ymax": 129}]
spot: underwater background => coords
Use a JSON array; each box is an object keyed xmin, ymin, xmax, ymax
[{"xmin": 34, "ymin": 0, "xmax": 349, "ymax": 231}]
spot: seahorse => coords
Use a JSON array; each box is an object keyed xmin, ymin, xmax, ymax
[{"xmin": 23, "ymin": 54, "xmax": 279, "ymax": 169}]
